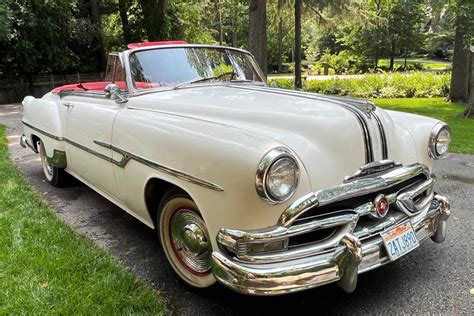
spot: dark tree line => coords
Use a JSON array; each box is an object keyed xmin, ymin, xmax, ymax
[{"xmin": 0, "ymin": 0, "xmax": 472, "ymax": 115}]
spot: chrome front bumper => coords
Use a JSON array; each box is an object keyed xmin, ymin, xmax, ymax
[
  {"xmin": 211, "ymin": 162, "xmax": 450, "ymax": 295},
  {"xmin": 212, "ymin": 195, "xmax": 449, "ymax": 295}
]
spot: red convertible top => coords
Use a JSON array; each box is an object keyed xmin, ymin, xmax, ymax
[{"xmin": 127, "ymin": 40, "xmax": 188, "ymax": 49}]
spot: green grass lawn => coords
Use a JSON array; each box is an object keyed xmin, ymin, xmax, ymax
[
  {"xmin": 0, "ymin": 126, "xmax": 166, "ymax": 314},
  {"xmin": 375, "ymin": 98, "xmax": 473, "ymax": 154},
  {"xmin": 378, "ymin": 58, "xmax": 451, "ymax": 70}
]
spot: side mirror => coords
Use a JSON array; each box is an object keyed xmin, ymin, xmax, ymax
[{"xmin": 104, "ymin": 83, "xmax": 127, "ymax": 103}]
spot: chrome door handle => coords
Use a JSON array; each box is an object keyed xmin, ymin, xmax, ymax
[{"xmin": 63, "ymin": 102, "xmax": 75, "ymax": 109}]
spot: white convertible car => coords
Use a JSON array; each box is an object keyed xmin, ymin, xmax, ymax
[{"xmin": 21, "ymin": 41, "xmax": 451, "ymax": 295}]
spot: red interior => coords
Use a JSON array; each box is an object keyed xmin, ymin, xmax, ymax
[
  {"xmin": 51, "ymin": 81, "xmax": 126, "ymax": 94},
  {"xmin": 51, "ymin": 80, "xmax": 168, "ymax": 94}
]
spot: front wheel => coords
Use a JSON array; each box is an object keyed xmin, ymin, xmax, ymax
[
  {"xmin": 158, "ymin": 191, "xmax": 215, "ymax": 288},
  {"xmin": 38, "ymin": 141, "xmax": 69, "ymax": 187}
]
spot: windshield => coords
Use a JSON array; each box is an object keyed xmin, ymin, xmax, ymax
[{"xmin": 128, "ymin": 47, "xmax": 265, "ymax": 89}]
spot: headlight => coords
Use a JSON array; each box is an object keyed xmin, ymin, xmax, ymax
[
  {"xmin": 428, "ymin": 122, "xmax": 451, "ymax": 159},
  {"xmin": 256, "ymin": 148, "xmax": 299, "ymax": 204}
]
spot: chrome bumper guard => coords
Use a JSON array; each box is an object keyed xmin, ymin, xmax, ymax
[
  {"xmin": 212, "ymin": 162, "xmax": 450, "ymax": 295},
  {"xmin": 20, "ymin": 134, "xmax": 38, "ymax": 153}
]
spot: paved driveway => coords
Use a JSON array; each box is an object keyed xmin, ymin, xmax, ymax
[{"xmin": 1, "ymin": 103, "xmax": 472, "ymax": 314}]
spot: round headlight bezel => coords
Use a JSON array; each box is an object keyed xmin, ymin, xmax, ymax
[
  {"xmin": 428, "ymin": 122, "xmax": 451, "ymax": 159},
  {"xmin": 256, "ymin": 147, "xmax": 300, "ymax": 204}
]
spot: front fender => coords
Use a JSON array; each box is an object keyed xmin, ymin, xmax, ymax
[{"xmin": 111, "ymin": 108, "xmax": 312, "ymax": 249}]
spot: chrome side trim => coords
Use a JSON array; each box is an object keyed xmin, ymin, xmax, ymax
[
  {"xmin": 228, "ymin": 85, "xmax": 375, "ymax": 163},
  {"xmin": 94, "ymin": 141, "xmax": 224, "ymax": 192},
  {"xmin": 21, "ymin": 121, "xmax": 223, "ymax": 192},
  {"xmin": 22, "ymin": 121, "xmax": 64, "ymax": 141},
  {"xmin": 372, "ymin": 110, "xmax": 388, "ymax": 159},
  {"xmin": 58, "ymin": 90, "xmax": 108, "ymax": 99}
]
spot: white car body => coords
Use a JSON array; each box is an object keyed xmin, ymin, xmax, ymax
[{"xmin": 20, "ymin": 43, "xmax": 451, "ymax": 295}]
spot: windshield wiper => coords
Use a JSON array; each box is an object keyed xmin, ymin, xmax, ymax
[{"xmin": 174, "ymin": 71, "xmax": 236, "ymax": 89}]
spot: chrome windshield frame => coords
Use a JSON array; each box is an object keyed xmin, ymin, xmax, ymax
[{"xmin": 122, "ymin": 44, "xmax": 267, "ymax": 94}]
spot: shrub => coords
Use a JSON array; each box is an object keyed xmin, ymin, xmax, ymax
[{"xmin": 268, "ymin": 72, "xmax": 451, "ymax": 99}]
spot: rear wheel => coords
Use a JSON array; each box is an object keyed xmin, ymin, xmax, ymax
[
  {"xmin": 38, "ymin": 141, "xmax": 69, "ymax": 187},
  {"xmin": 158, "ymin": 190, "xmax": 215, "ymax": 288}
]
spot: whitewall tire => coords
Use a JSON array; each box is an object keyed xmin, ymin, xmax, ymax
[{"xmin": 158, "ymin": 191, "xmax": 216, "ymax": 288}]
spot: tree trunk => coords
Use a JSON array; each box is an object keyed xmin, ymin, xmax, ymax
[
  {"xmin": 465, "ymin": 51, "xmax": 474, "ymax": 117},
  {"xmin": 277, "ymin": 0, "xmax": 283, "ymax": 73},
  {"xmin": 404, "ymin": 48, "xmax": 408, "ymax": 70},
  {"xmin": 139, "ymin": 0, "xmax": 167, "ymax": 41},
  {"xmin": 294, "ymin": 0, "xmax": 302, "ymax": 89},
  {"xmin": 450, "ymin": 7, "xmax": 470, "ymax": 102},
  {"xmin": 215, "ymin": 0, "xmax": 223, "ymax": 45},
  {"xmin": 231, "ymin": 0, "xmax": 237, "ymax": 46},
  {"xmin": 118, "ymin": 0, "xmax": 133, "ymax": 44},
  {"xmin": 389, "ymin": 40, "xmax": 396, "ymax": 71},
  {"xmin": 89, "ymin": 0, "xmax": 106, "ymax": 71},
  {"xmin": 248, "ymin": 0, "xmax": 267, "ymax": 77}
]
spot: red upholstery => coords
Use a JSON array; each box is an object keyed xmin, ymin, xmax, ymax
[{"xmin": 51, "ymin": 81, "xmax": 126, "ymax": 94}]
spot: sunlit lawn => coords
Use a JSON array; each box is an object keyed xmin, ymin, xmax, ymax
[
  {"xmin": 378, "ymin": 58, "xmax": 451, "ymax": 70},
  {"xmin": 0, "ymin": 126, "xmax": 166, "ymax": 314},
  {"xmin": 375, "ymin": 98, "xmax": 473, "ymax": 154}
]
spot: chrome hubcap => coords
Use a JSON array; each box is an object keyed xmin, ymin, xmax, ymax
[{"xmin": 170, "ymin": 209, "xmax": 212, "ymax": 274}]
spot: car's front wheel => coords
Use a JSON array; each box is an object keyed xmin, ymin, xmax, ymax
[
  {"xmin": 158, "ymin": 190, "xmax": 215, "ymax": 288},
  {"xmin": 38, "ymin": 141, "xmax": 68, "ymax": 187}
]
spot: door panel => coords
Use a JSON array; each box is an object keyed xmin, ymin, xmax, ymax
[{"xmin": 63, "ymin": 96, "xmax": 122, "ymax": 198}]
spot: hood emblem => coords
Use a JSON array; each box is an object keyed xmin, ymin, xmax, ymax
[
  {"xmin": 374, "ymin": 194, "xmax": 389, "ymax": 218},
  {"xmin": 355, "ymin": 100, "xmax": 376, "ymax": 117}
]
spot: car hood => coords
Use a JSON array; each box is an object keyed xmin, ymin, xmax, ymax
[{"xmin": 128, "ymin": 84, "xmax": 397, "ymax": 191}]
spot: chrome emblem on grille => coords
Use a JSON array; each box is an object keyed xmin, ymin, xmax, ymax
[{"xmin": 374, "ymin": 194, "xmax": 389, "ymax": 218}]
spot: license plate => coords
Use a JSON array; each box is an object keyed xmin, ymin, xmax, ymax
[{"xmin": 382, "ymin": 222, "xmax": 419, "ymax": 261}]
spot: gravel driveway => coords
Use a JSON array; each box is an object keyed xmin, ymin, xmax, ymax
[{"xmin": 1, "ymin": 103, "xmax": 472, "ymax": 315}]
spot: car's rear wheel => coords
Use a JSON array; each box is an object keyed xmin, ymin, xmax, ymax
[
  {"xmin": 38, "ymin": 141, "xmax": 68, "ymax": 187},
  {"xmin": 158, "ymin": 190, "xmax": 215, "ymax": 288}
]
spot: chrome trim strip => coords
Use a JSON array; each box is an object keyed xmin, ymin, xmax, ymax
[
  {"xmin": 22, "ymin": 121, "xmax": 64, "ymax": 141},
  {"xmin": 58, "ymin": 90, "xmax": 109, "ymax": 99},
  {"xmin": 21, "ymin": 121, "xmax": 223, "ymax": 192},
  {"xmin": 372, "ymin": 110, "xmax": 388, "ymax": 159},
  {"xmin": 228, "ymin": 85, "xmax": 375, "ymax": 163},
  {"xmin": 94, "ymin": 141, "xmax": 224, "ymax": 192}
]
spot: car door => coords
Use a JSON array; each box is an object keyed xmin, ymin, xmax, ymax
[{"xmin": 62, "ymin": 94, "xmax": 123, "ymax": 198}]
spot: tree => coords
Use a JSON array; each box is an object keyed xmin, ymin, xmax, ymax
[
  {"xmin": 294, "ymin": 0, "xmax": 351, "ymax": 87},
  {"xmin": 294, "ymin": 0, "xmax": 302, "ymax": 88},
  {"xmin": 385, "ymin": 1, "xmax": 425, "ymax": 71},
  {"xmin": 468, "ymin": 50, "xmax": 474, "ymax": 117},
  {"xmin": 248, "ymin": 0, "xmax": 267, "ymax": 77},
  {"xmin": 118, "ymin": 0, "xmax": 133, "ymax": 44},
  {"xmin": 89, "ymin": 0, "xmax": 106, "ymax": 71},
  {"xmin": 139, "ymin": 0, "xmax": 167, "ymax": 40},
  {"xmin": 450, "ymin": 0, "xmax": 473, "ymax": 102},
  {"xmin": 0, "ymin": 0, "xmax": 97, "ymax": 90},
  {"xmin": 277, "ymin": 0, "xmax": 284, "ymax": 73}
]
